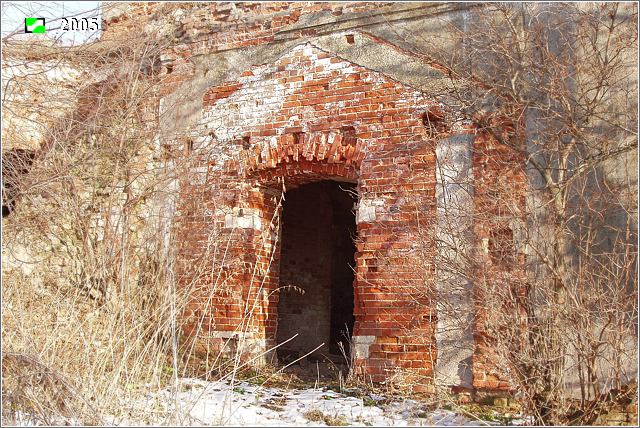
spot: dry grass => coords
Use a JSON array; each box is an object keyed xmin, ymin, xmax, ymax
[
  {"xmin": 303, "ymin": 409, "xmax": 349, "ymax": 426},
  {"xmin": 1, "ymin": 259, "xmax": 183, "ymax": 424},
  {"xmin": 1, "ymin": 18, "xmax": 196, "ymax": 424},
  {"xmin": 1, "ymin": 351, "xmax": 99, "ymax": 425}
]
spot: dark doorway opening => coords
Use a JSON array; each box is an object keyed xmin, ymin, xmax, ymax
[{"xmin": 276, "ymin": 180, "xmax": 357, "ymax": 365}]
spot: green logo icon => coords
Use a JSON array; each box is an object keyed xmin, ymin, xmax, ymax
[{"xmin": 25, "ymin": 18, "xmax": 46, "ymax": 34}]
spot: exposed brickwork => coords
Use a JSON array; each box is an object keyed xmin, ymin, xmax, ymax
[
  {"xmin": 103, "ymin": 2, "xmax": 397, "ymax": 49},
  {"xmin": 103, "ymin": 2, "xmax": 526, "ymax": 391},
  {"xmin": 169, "ymin": 43, "xmax": 447, "ymax": 382},
  {"xmin": 203, "ymin": 82, "xmax": 243, "ymax": 105},
  {"xmin": 471, "ymin": 130, "xmax": 527, "ymax": 391}
]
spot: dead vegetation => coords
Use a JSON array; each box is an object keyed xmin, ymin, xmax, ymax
[
  {"xmin": 1, "ymin": 3, "xmax": 193, "ymax": 423},
  {"xmin": 395, "ymin": 2, "xmax": 638, "ymax": 425},
  {"xmin": 1, "ymin": 351, "xmax": 100, "ymax": 425},
  {"xmin": 1, "ymin": 2, "xmax": 637, "ymax": 426}
]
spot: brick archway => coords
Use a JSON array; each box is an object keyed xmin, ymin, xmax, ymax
[
  {"xmin": 240, "ymin": 145, "xmax": 362, "ymax": 365},
  {"xmin": 256, "ymin": 169, "xmax": 360, "ymax": 367},
  {"xmin": 175, "ymin": 42, "xmax": 452, "ymax": 385},
  {"xmin": 213, "ymin": 129, "xmax": 438, "ymax": 383}
]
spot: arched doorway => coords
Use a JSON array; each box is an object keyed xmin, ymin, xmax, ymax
[{"xmin": 275, "ymin": 180, "xmax": 357, "ymax": 368}]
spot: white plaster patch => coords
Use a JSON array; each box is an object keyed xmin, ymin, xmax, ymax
[
  {"xmin": 212, "ymin": 331, "xmax": 241, "ymax": 339},
  {"xmin": 224, "ymin": 207, "xmax": 262, "ymax": 230},
  {"xmin": 200, "ymin": 78, "xmax": 288, "ymax": 144},
  {"xmin": 356, "ymin": 198, "xmax": 384, "ymax": 224},
  {"xmin": 191, "ymin": 166, "xmax": 208, "ymax": 185},
  {"xmin": 481, "ymin": 237, "xmax": 490, "ymax": 255},
  {"xmin": 352, "ymin": 335, "xmax": 376, "ymax": 359},
  {"xmin": 434, "ymin": 134, "xmax": 475, "ymax": 389}
]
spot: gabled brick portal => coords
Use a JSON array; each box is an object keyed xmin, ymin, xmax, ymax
[{"xmin": 173, "ymin": 42, "xmax": 523, "ymax": 390}]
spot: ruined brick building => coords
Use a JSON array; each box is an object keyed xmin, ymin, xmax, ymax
[
  {"xmin": 3, "ymin": 1, "xmax": 636, "ymax": 396},
  {"xmin": 98, "ymin": 1, "xmax": 532, "ymax": 391}
]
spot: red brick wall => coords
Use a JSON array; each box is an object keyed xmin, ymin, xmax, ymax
[
  {"xmin": 103, "ymin": 2, "xmax": 396, "ymax": 48},
  {"xmin": 471, "ymin": 130, "xmax": 527, "ymax": 391},
  {"xmin": 105, "ymin": 2, "xmax": 526, "ymax": 391},
  {"xmin": 170, "ymin": 43, "xmax": 444, "ymax": 382}
]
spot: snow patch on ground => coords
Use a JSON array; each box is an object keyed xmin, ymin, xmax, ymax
[
  {"xmin": 105, "ymin": 378, "xmax": 500, "ymax": 426},
  {"xmin": 4, "ymin": 378, "xmax": 533, "ymax": 426}
]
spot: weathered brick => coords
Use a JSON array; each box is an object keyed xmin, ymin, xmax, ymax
[{"xmin": 100, "ymin": 2, "xmax": 527, "ymax": 393}]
